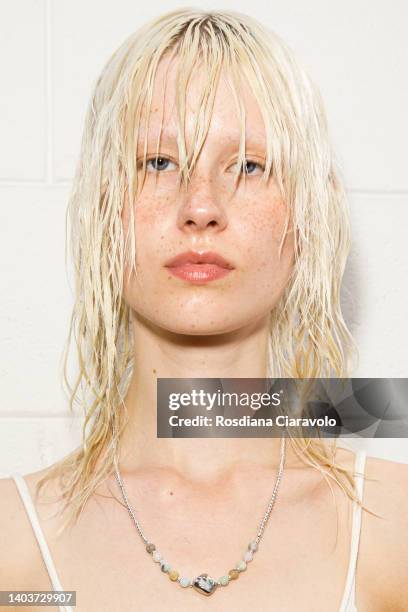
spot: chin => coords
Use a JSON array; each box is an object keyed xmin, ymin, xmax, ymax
[
  {"xmin": 157, "ymin": 311, "xmax": 258, "ymax": 337},
  {"xmin": 162, "ymin": 319, "xmax": 235, "ymax": 336},
  {"xmin": 132, "ymin": 302, "xmax": 266, "ymax": 337}
]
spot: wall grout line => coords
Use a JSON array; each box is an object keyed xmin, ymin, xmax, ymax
[
  {"xmin": 45, "ymin": 0, "xmax": 53, "ymax": 185},
  {"xmin": 347, "ymin": 189, "xmax": 408, "ymax": 197},
  {"xmin": 0, "ymin": 181, "xmax": 66, "ymax": 186},
  {"xmin": 0, "ymin": 414, "xmax": 84, "ymax": 420},
  {"xmin": 0, "ymin": 180, "xmax": 49, "ymax": 186}
]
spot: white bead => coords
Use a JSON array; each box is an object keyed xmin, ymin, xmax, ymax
[
  {"xmin": 179, "ymin": 577, "xmax": 191, "ymax": 588},
  {"xmin": 152, "ymin": 551, "xmax": 162, "ymax": 562},
  {"xmin": 236, "ymin": 560, "xmax": 247, "ymax": 572},
  {"xmin": 248, "ymin": 540, "xmax": 258, "ymax": 552},
  {"xmin": 244, "ymin": 550, "xmax": 253, "ymax": 562}
]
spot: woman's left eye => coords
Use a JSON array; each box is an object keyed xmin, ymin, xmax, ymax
[
  {"xmin": 229, "ymin": 159, "xmax": 264, "ymax": 175},
  {"xmin": 146, "ymin": 157, "xmax": 177, "ymax": 173}
]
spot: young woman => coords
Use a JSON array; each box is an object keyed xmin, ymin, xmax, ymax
[{"xmin": 1, "ymin": 9, "xmax": 407, "ymax": 611}]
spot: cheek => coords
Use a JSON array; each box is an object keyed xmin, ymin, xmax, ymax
[
  {"xmin": 231, "ymin": 195, "xmax": 295, "ymax": 316},
  {"xmin": 123, "ymin": 193, "xmax": 173, "ymax": 265},
  {"xmin": 238, "ymin": 196, "xmax": 294, "ymax": 275}
]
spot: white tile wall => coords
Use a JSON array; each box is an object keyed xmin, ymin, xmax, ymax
[
  {"xmin": 0, "ymin": 185, "xmax": 73, "ymax": 416},
  {"xmin": 0, "ymin": 0, "xmax": 46, "ymax": 180},
  {"xmin": 1, "ymin": 1, "xmax": 407, "ymax": 475},
  {"xmin": 345, "ymin": 194, "xmax": 408, "ymax": 377},
  {"xmin": 0, "ymin": 417, "xmax": 83, "ymax": 478}
]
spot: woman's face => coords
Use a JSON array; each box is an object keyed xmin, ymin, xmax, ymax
[{"xmin": 122, "ymin": 56, "xmax": 295, "ymax": 335}]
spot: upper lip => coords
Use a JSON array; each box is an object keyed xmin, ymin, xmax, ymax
[{"xmin": 165, "ymin": 250, "xmax": 234, "ymax": 269}]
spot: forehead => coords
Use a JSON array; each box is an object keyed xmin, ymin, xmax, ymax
[{"xmin": 138, "ymin": 54, "xmax": 267, "ymax": 147}]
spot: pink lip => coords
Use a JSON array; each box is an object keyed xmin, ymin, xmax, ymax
[{"xmin": 165, "ymin": 251, "xmax": 234, "ymax": 284}]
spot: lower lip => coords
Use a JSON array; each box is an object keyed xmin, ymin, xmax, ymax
[{"xmin": 166, "ymin": 263, "xmax": 233, "ymax": 284}]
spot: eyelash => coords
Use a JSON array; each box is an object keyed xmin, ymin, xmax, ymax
[{"xmin": 141, "ymin": 156, "xmax": 265, "ymax": 175}]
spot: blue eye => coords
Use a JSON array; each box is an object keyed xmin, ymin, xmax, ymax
[
  {"xmin": 229, "ymin": 159, "xmax": 264, "ymax": 176},
  {"xmin": 243, "ymin": 161, "xmax": 261, "ymax": 174},
  {"xmin": 146, "ymin": 156, "xmax": 176, "ymax": 172}
]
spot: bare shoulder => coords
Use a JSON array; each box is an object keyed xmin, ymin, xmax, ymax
[
  {"xmin": 331, "ymin": 446, "xmax": 408, "ymax": 609},
  {"xmin": 0, "ymin": 466, "xmax": 60, "ymax": 591},
  {"xmin": 359, "ymin": 453, "xmax": 408, "ymax": 610},
  {"xmin": 0, "ymin": 475, "xmax": 32, "ymax": 588}
]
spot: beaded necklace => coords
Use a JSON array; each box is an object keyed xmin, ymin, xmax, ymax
[{"xmin": 113, "ymin": 436, "xmax": 285, "ymax": 596}]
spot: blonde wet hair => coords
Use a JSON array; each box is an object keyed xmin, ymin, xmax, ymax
[{"xmin": 37, "ymin": 8, "xmax": 373, "ymax": 533}]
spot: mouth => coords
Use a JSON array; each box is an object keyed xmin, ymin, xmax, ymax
[{"xmin": 164, "ymin": 251, "xmax": 234, "ymax": 285}]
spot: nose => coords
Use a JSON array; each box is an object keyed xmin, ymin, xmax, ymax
[{"xmin": 176, "ymin": 174, "xmax": 228, "ymax": 234}]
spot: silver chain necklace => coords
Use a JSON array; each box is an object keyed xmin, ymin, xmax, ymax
[{"xmin": 113, "ymin": 435, "xmax": 286, "ymax": 596}]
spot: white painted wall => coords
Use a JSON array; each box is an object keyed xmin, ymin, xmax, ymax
[{"xmin": 1, "ymin": 0, "xmax": 407, "ymax": 476}]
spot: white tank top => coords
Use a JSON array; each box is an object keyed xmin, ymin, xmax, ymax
[{"xmin": 11, "ymin": 450, "xmax": 367, "ymax": 612}]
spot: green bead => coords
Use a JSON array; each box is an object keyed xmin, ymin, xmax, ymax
[
  {"xmin": 236, "ymin": 560, "xmax": 247, "ymax": 572},
  {"xmin": 219, "ymin": 575, "xmax": 229, "ymax": 586}
]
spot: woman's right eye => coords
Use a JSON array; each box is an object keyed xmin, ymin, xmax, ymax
[{"xmin": 145, "ymin": 156, "xmax": 177, "ymax": 173}]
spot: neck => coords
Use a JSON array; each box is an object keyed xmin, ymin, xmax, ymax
[{"xmin": 118, "ymin": 311, "xmax": 295, "ymax": 481}]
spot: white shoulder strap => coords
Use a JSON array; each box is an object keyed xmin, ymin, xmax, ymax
[
  {"xmin": 12, "ymin": 474, "xmax": 73, "ymax": 612},
  {"xmin": 339, "ymin": 450, "xmax": 367, "ymax": 611}
]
